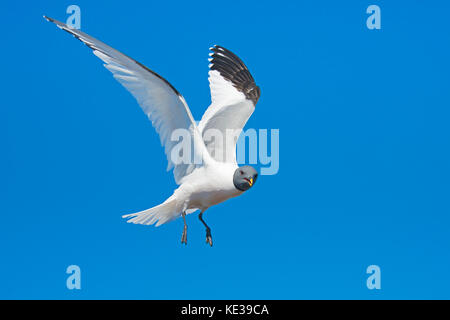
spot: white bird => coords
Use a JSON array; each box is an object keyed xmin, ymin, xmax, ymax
[{"xmin": 45, "ymin": 16, "xmax": 261, "ymax": 246}]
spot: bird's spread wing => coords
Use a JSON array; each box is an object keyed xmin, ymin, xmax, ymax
[
  {"xmin": 198, "ymin": 45, "xmax": 260, "ymax": 164},
  {"xmin": 44, "ymin": 16, "xmax": 208, "ymax": 184}
]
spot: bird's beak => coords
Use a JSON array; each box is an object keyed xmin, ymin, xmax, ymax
[{"xmin": 248, "ymin": 178, "xmax": 253, "ymax": 187}]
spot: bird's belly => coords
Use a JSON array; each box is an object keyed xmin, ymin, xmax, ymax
[{"xmin": 188, "ymin": 188, "xmax": 240, "ymax": 210}]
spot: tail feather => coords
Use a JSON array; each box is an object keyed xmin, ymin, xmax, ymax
[{"xmin": 122, "ymin": 198, "xmax": 178, "ymax": 227}]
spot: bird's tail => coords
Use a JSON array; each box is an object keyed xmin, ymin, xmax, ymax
[{"xmin": 122, "ymin": 196, "xmax": 179, "ymax": 226}]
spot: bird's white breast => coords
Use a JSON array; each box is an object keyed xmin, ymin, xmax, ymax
[{"xmin": 174, "ymin": 162, "xmax": 242, "ymax": 212}]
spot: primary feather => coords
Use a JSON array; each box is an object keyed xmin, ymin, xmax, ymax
[{"xmin": 199, "ymin": 45, "xmax": 260, "ymax": 164}]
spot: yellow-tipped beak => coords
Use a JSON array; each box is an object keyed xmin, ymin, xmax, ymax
[{"xmin": 248, "ymin": 178, "xmax": 253, "ymax": 186}]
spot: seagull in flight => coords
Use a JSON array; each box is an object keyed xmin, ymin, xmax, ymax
[{"xmin": 44, "ymin": 16, "xmax": 260, "ymax": 246}]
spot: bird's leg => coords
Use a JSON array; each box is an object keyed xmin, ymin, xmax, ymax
[
  {"xmin": 181, "ymin": 211, "xmax": 187, "ymax": 245},
  {"xmin": 199, "ymin": 212, "xmax": 212, "ymax": 247}
]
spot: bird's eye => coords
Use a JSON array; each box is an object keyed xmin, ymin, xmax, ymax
[{"xmin": 240, "ymin": 170, "xmax": 244, "ymax": 175}]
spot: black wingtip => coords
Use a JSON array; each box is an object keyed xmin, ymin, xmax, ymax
[
  {"xmin": 209, "ymin": 45, "xmax": 260, "ymax": 105},
  {"xmin": 43, "ymin": 15, "xmax": 53, "ymax": 22}
]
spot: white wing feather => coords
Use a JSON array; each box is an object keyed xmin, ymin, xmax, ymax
[
  {"xmin": 44, "ymin": 16, "xmax": 208, "ymax": 184},
  {"xmin": 198, "ymin": 45, "xmax": 260, "ymax": 164}
]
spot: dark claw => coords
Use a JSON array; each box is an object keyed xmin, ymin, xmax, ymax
[
  {"xmin": 199, "ymin": 212, "xmax": 212, "ymax": 247},
  {"xmin": 206, "ymin": 228, "xmax": 213, "ymax": 247},
  {"xmin": 181, "ymin": 226, "xmax": 187, "ymax": 245},
  {"xmin": 181, "ymin": 212, "xmax": 187, "ymax": 245}
]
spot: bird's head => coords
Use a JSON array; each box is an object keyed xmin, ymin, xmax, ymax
[{"xmin": 233, "ymin": 166, "xmax": 258, "ymax": 192}]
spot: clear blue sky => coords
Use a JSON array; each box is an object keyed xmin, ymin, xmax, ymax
[{"xmin": 1, "ymin": 0, "xmax": 449, "ymax": 299}]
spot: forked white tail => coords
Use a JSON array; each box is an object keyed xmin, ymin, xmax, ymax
[{"xmin": 122, "ymin": 197, "xmax": 179, "ymax": 226}]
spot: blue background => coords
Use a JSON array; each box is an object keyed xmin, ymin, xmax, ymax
[{"xmin": 1, "ymin": 0, "xmax": 449, "ymax": 299}]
